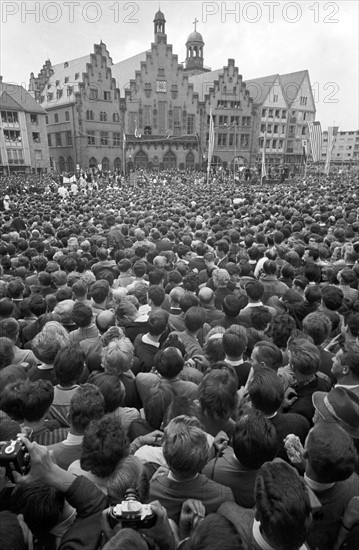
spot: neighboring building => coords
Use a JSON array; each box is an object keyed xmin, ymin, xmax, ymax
[
  {"xmin": 190, "ymin": 59, "xmax": 256, "ymax": 168},
  {"xmin": 29, "ymin": 44, "xmax": 123, "ymax": 172},
  {"xmin": 0, "ymin": 78, "xmax": 50, "ymax": 174},
  {"xmin": 28, "ymin": 10, "xmax": 315, "ymax": 172},
  {"xmin": 321, "ymin": 129, "xmax": 359, "ymax": 165},
  {"xmin": 244, "ymin": 70, "xmax": 316, "ymax": 169}
]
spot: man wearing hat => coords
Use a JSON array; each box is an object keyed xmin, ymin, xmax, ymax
[{"xmin": 312, "ymin": 386, "xmax": 359, "ymax": 440}]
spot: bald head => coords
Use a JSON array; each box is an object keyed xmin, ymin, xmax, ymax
[
  {"xmin": 95, "ymin": 310, "xmax": 116, "ymax": 334},
  {"xmin": 198, "ymin": 287, "xmax": 215, "ymax": 306}
]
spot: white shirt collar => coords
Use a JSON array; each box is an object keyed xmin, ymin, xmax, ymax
[
  {"xmin": 142, "ymin": 333, "xmax": 160, "ymax": 348},
  {"xmin": 63, "ymin": 433, "xmax": 83, "ymax": 446},
  {"xmin": 252, "ymin": 518, "xmax": 308, "ymax": 550},
  {"xmin": 304, "ymin": 473, "xmax": 335, "ymax": 492}
]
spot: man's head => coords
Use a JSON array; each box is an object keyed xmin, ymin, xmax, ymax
[
  {"xmin": 72, "ymin": 302, "xmax": 93, "ymax": 328},
  {"xmin": 255, "ymin": 461, "xmax": 312, "ymax": 550},
  {"xmin": 54, "ymin": 344, "xmax": 84, "ymax": 387},
  {"xmin": 90, "ymin": 280, "xmax": 110, "ymax": 304},
  {"xmin": 304, "ymin": 422, "xmax": 358, "ymax": 483},
  {"xmin": 184, "ymin": 306, "xmax": 205, "ymax": 334},
  {"xmin": 163, "ymin": 415, "xmax": 209, "ymax": 478},
  {"xmin": 248, "ymin": 367, "xmax": 284, "ymax": 415},
  {"xmin": 198, "ymin": 287, "xmax": 215, "ymax": 307},
  {"xmin": 147, "ymin": 310, "xmax": 169, "ymax": 337},
  {"xmin": 223, "ymin": 327, "xmax": 248, "ymax": 360},
  {"xmin": 288, "ymin": 338, "xmax": 320, "ymax": 377},
  {"xmin": 232, "ymin": 409, "xmax": 278, "ymax": 470},
  {"xmin": 245, "ymin": 280, "xmax": 264, "ymax": 302},
  {"xmin": 198, "ymin": 367, "xmax": 238, "ymax": 421},
  {"xmin": 251, "ymin": 341, "xmax": 283, "ymax": 372},
  {"xmin": 69, "ymin": 383, "xmax": 105, "ymax": 433},
  {"xmin": 154, "ymin": 346, "xmax": 185, "ymax": 379},
  {"xmin": 331, "ymin": 348, "xmax": 359, "ymax": 384}
]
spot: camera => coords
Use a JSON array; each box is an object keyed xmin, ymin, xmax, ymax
[
  {"xmin": 0, "ymin": 438, "xmax": 31, "ymax": 481},
  {"xmin": 107, "ymin": 489, "xmax": 156, "ymax": 530}
]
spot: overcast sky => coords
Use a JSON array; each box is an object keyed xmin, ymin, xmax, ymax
[{"xmin": 2, "ymin": 0, "xmax": 358, "ymax": 130}]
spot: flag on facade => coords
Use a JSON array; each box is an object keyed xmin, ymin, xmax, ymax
[
  {"xmin": 324, "ymin": 126, "xmax": 339, "ymax": 175},
  {"xmin": 307, "ymin": 121, "xmax": 322, "ymax": 162},
  {"xmin": 302, "ymin": 139, "xmax": 308, "ymax": 165},
  {"xmin": 207, "ymin": 107, "xmax": 215, "ymax": 174},
  {"xmin": 261, "ymin": 134, "xmax": 267, "ymax": 183},
  {"xmin": 135, "ymin": 120, "xmax": 141, "ymax": 138}
]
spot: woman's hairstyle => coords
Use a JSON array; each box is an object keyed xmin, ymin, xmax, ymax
[{"xmin": 102, "ymin": 337, "xmax": 134, "ymax": 374}]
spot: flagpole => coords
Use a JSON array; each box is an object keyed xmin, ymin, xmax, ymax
[
  {"xmin": 261, "ymin": 133, "xmax": 267, "ymax": 184},
  {"xmin": 207, "ymin": 107, "xmax": 214, "ymax": 186}
]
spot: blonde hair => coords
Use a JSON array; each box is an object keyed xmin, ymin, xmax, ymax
[{"xmin": 102, "ymin": 337, "xmax": 134, "ymax": 374}]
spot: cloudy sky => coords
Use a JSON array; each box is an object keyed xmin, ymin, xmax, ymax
[{"xmin": 2, "ymin": 0, "xmax": 358, "ymax": 130}]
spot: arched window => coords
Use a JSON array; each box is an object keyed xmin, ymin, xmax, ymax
[
  {"xmin": 134, "ymin": 150, "xmax": 148, "ymax": 168},
  {"xmin": 211, "ymin": 155, "xmax": 222, "ymax": 168},
  {"xmin": 58, "ymin": 156, "xmax": 65, "ymax": 172},
  {"xmin": 67, "ymin": 156, "xmax": 74, "ymax": 172},
  {"xmin": 89, "ymin": 157, "xmax": 97, "ymax": 167},
  {"xmin": 186, "ymin": 151, "xmax": 195, "ymax": 169},
  {"xmin": 102, "ymin": 157, "xmax": 110, "ymax": 171},
  {"xmin": 163, "ymin": 150, "xmax": 177, "ymax": 169},
  {"xmin": 113, "ymin": 113, "xmax": 119, "ymax": 123},
  {"xmin": 114, "ymin": 157, "xmax": 121, "ymax": 171}
]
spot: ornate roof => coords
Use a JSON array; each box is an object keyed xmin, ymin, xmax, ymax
[{"xmin": 186, "ymin": 31, "xmax": 204, "ymax": 44}]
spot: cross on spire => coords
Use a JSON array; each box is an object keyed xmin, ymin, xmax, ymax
[{"xmin": 193, "ymin": 17, "xmax": 198, "ymax": 31}]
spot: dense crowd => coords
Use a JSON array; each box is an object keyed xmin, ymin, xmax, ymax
[{"xmin": 0, "ymin": 168, "xmax": 358, "ymax": 550}]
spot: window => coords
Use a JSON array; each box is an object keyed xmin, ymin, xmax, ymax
[
  {"xmin": 218, "ymin": 133, "xmax": 227, "ymax": 146},
  {"xmin": 54, "ymin": 113, "xmax": 59, "ymax": 123},
  {"xmin": 1, "ymin": 111, "xmax": 19, "ymax": 126},
  {"xmin": 242, "ymin": 116, "xmax": 251, "ymax": 127},
  {"xmin": 218, "ymin": 116, "xmax": 228, "ymax": 126},
  {"xmin": 47, "ymin": 93, "xmax": 53, "ymax": 101},
  {"xmin": 89, "ymin": 88, "xmax": 98, "ymax": 100},
  {"xmin": 34, "ymin": 150, "xmax": 42, "ymax": 160},
  {"xmin": 67, "ymin": 87, "xmax": 73, "ymax": 96},
  {"xmin": 289, "ymin": 125, "xmax": 295, "ymax": 137},
  {"xmin": 273, "ymin": 95, "xmax": 278, "ymax": 103},
  {"xmin": 32, "ymin": 132, "xmax": 40, "ymax": 143},
  {"xmin": 187, "ymin": 115, "xmax": 195, "ymax": 134},
  {"xmin": 272, "ymin": 139, "xmax": 277, "ymax": 148},
  {"xmin": 261, "ymin": 124, "xmax": 266, "ymax": 133},
  {"xmin": 86, "ymin": 110, "xmax": 94, "ymax": 121},
  {"xmin": 56, "ymin": 80, "xmax": 60, "ymax": 86},
  {"xmin": 64, "ymin": 62, "xmax": 69, "ymax": 68},
  {"xmin": 100, "ymin": 111, "xmax": 107, "ymax": 122},
  {"xmin": 66, "ymin": 131, "xmax": 72, "ymax": 146},
  {"xmin": 65, "ymin": 111, "xmax": 70, "ymax": 121},
  {"xmin": 300, "ymin": 96, "xmax": 307, "ymax": 106},
  {"xmin": 30, "ymin": 114, "xmax": 38, "ymax": 125},
  {"xmin": 75, "ymin": 72, "xmax": 79, "ymax": 80},
  {"xmin": 64, "ymin": 76, "xmax": 69, "ymax": 83},
  {"xmin": 240, "ymin": 134, "xmax": 249, "ymax": 148},
  {"xmin": 87, "ymin": 131, "xmax": 95, "ymax": 146},
  {"xmin": 47, "ymin": 134, "xmax": 52, "ymax": 147},
  {"xmin": 104, "ymin": 91, "xmax": 111, "ymax": 101},
  {"xmin": 302, "ymin": 127, "xmax": 306, "ymax": 135},
  {"xmin": 113, "ymin": 132, "xmax": 121, "ymax": 146},
  {"xmin": 274, "ymin": 125, "xmax": 278, "ymax": 133},
  {"xmin": 268, "ymin": 109, "xmax": 273, "ymax": 117},
  {"xmin": 262, "ymin": 109, "xmax": 266, "ymax": 117},
  {"xmin": 267, "ymin": 124, "xmax": 272, "ymax": 133},
  {"xmin": 56, "ymin": 133, "xmax": 62, "ymax": 147},
  {"xmin": 100, "ymin": 132, "xmax": 108, "ymax": 145},
  {"xmin": 4, "ymin": 130, "xmax": 21, "ymax": 145},
  {"xmin": 113, "ymin": 113, "xmax": 120, "ymax": 123},
  {"xmin": 275, "ymin": 110, "xmax": 280, "ymax": 118},
  {"xmin": 281, "ymin": 110, "xmax": 287, "ymax": 119},
  {"xmin": 57, "ymin": 89, "xmax": 63, "ymax": 99},
  {"xmin": 45, "ymin": 115, "xmax": 49, "ymax": 124}
]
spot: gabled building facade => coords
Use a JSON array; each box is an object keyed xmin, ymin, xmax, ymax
[
  {"xmin": 0, "ymin": 79, "xmax": 50, "ymax": 173},
  {"xmin": 29, "ymin": 43, "xmax": 123, "ymax": 172}
]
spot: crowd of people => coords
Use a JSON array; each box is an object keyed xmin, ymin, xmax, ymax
[{"xmin": 0, "ymin": 167, "xmax": 358, "ymax": 550}]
